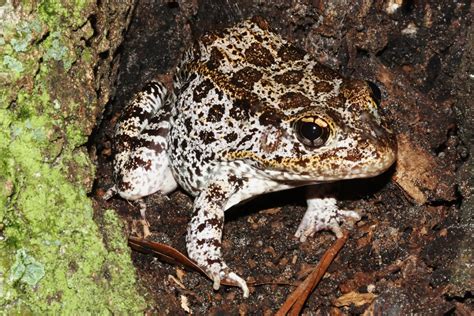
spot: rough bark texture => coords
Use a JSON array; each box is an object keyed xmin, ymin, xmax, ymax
[{"xmin": 0, "ymin": 0, "xmax": 146, "ymax": 313}]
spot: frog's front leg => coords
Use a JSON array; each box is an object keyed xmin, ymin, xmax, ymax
[
  {"xmin": 186, "ymin": 179, "xmax": 250, "ymax": 298},
  {"xmin": 295, "ymin": 185, "xmax": 361, "ymax": 241}
]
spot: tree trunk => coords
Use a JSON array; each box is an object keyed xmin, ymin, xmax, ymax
[{"xmin": 0, "ymin": 1, "xmax": 146, "ymax": 313}]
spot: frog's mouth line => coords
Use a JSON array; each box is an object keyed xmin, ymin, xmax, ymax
[{"xmin": 225, "ymin": 148, "xmax": 397, "ymax": 182}]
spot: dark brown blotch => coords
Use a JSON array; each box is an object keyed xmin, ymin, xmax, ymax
[
  {"xmin": 207, "ymin": 103, "xmax": 225, "ymax": 122},
  {"xmin": 279, "ymin": 92, "xmax": 312, "ymax": 109},
  {"xmin": 195, "ymin": 167, "xmax": 202, "ymax": 177},
  {"xmin": 274, "ymin": 70, "xmax": 304, "ymax": 85},
  {"xmin": 207, "ymin": 47, "xmax": 224, "ymax": 70},
  {"xmin": 199, "ymin": 130, "xmax": 215, "ymax": 144},
  {"xmin": 312, "ymin": 63, "xmax": 341, "ymax": 81},
  {"xmin": 312, "ymin": 80, "xmax": 334, "ymax": 94},
  {"xmin": 224, "ymin": 132, "xmax": 238, "ymax": 143},
  {"xmin": 196, "ymin": 225, "xmax": 206, "ymax": 233},
  {"xmin": 124, "ymin": 102, "xmax": 146, "ymax": 120},
  {"xmin": 205, "ymin": 216, "xmax": 222, "ymax": 228},
  {"xmin": 227, "ymin": 174, "xmax": 245, "ymax": 188},
  {"xmin": 229, "ymin": 98, "xmax": 251, "ymax": 120},
  {"xmin": 258, "ymin": 109, "xmax": 282, "ymax": 126},
  {"xmin": 135, "ymin": 139, "xmax": 163, "ymax": 153},
  {"xmin": 207, "ymin": 185, "xmax": 227, "ymax": 202},
  {"xmin": 144, "ymin": 127, "xmax": 169, "ymax": 138},
  {"xmin": 230, "ymin": 66, "xmax": 263, "ymax": 90},
  {"xmin": 244, "ymin": 42, "xmax": 275, "ymax": 67},
  {"xmin": 193, "ymin": 79, "xmax": 214, "ymax": 102},
  {"xmin": 274, "ymin": 155, "xmax": 283, "ymax": 164},
  {"xmin": 194, "ymin": 150, "xmax": 202, "ymax": 161},
  {"xmin": 184, "ymin": 118, "xmax": 193, "ymax": 134},
  {"xmin": 254, "ymin": 34, "xmax": 263, "ymax": 42},
  {"xmin": 117, "ymin": 180, "xmax": 132, "ymax": 192},
  {"xmin": 277, "ymin": 44, "xmax": 306, "ymax": 62},
  {"xmin": 295, "ymin": 157, "xmax": 309, "ymax": 168},
  {"xmin": 344, "ymin": 147, "xmax": 365, "ymax": 162},
  {"xmin": 128, "ymin": 156, "xmax": 151, "ymax": 171},
  {"xmin": 236, "ymin": 134, "xmax": 253, "ymax": 148},
  {"xmin": 206, "ymin": 258, "xmax": 221, "ymax": 265}
]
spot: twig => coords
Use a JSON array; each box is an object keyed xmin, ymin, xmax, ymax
[{"xmin": 276, "ymin": 230, "xmax": 349, "ymax": 316}]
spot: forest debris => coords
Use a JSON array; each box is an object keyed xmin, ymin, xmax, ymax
[
  {"xmin": 276, "ymin": 231, "xmax": 349, "ymax": 316},
  {"xmin": 180, "ymin": 295, "xmax": 192, "ymax": 314},
  {"xmin": 128, "ymin": 237, "xmax": 209, "ymax": 275},
  {"xmin": 393, "ymin": 134, "xmax": 439, "ymax": 204},
  {"xmin": 128, "ymin": 237, "xmax": 247, "ymax": 287},
  {"xmin": 333, "ymin": 291, "xmax": 377, "ymax": 307},
  {"xmin": 176, "ymin": 268, "xmax": 186, "ymax": 283},
  {"xmin": 168, "ymin": 275, "xmax": 186, "ymax": 289}
]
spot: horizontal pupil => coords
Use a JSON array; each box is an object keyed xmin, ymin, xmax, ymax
[{"xmin": 301, "ymin": 122, "xmax": 322, "ymax": 141}]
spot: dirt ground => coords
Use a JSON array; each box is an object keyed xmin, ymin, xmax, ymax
[{"xmin": 92, "ymin": 1, "xmax": 472, "ymax": 314}]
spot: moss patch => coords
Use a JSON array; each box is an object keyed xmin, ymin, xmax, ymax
[{"xmin": 0, "ymin": 0, "xmax": 146, "ymax": 313}]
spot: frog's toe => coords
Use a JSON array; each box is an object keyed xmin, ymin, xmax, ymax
[
  {"xmin": 295, "ymin": 209, "xmax": 361, "ymax": 241},
  {"xmin": 210, "ymin": 272, "xmax": 221, "ymax": 291},
  {"xmin": 103, "ymin": 185, "xmax": 117, "ymax": 200},
  {"xmin": 208, "ymin": 268, "xmax": 249, "ymax": 298},
  {"xmin": 323, "ymin": 210, "xmax": 360, "ymax": 238},
  {"xmin": 338, "ymin": 210, "xmax": 361, "ymax": 221},
  {"xmin": 222, "ymin": 271, "xmax": 250, "ymax": 298},
  {"xmin": 294, "ymin": 216, "xmax": 324, "ymax": 242}
]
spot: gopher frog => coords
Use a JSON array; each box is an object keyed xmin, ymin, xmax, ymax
[{"xmin": 105, "ymin": 17, "xmax": 397, "ymax": 297}]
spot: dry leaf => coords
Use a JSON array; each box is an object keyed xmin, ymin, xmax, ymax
[
  {"xmin": 333, "ymin": 291, "xmax": 377, "ymax": 307},
  {"xmin": 393, "ymin": 134, "xmax": 438, "ymax": 204},
  {"xmin": 168, "ymin": 275, "xmax": 186, "ymax": 289},
  {"xmin": 180, "ymin": 295, "xmax": 192, "ymax": 314}
]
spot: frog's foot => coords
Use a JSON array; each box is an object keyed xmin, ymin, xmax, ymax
[
  {"xmin": 187, "ymin": 233, "xmax": 250, "ymax": 297},
  {"xmin": 187, "ymin": 180, "xmax": 250, "ymax": 297},
  {"xmin": 136, "ymin": 199, "xmax": 147, "ymax": 219},
  {"xmin": 204, "ymin": 261, "xmax": 250, "ymax": 298},
  {"xmin": 187, "ymin": 234, "xmax": 250, "ymax": 297},
  {"xmin": 295, "ymin": 196, "xmax": 361, "ymax": 241},
  {"xmin": 103, "ymin": 185, "xmax": 117, "ymax": 200}
]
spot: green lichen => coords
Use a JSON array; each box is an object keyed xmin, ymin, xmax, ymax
[
  {"xmin": 9, "ymin": 19, "xmax": 42, "ymax": 53},
  {"xmin": 0, "ymin": 0, "xmax": 147, "ymax": 313},
  {"xmin": 2, "ymin": 55, "xmax": 23, "ymax": 74},
  {"xmin": 9, "ymin": 249, "xmax": 45, "ymax": 287},
  {"xmin": 43, "ymin": 31, "xmax": 74, "ymax": 71}
]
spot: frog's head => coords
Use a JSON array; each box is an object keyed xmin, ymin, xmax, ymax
[{"xmin": 226, "ymin": 79, "xmax": 397, "ymax": 182}]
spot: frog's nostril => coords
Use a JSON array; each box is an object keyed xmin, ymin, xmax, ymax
[
  {"xmin": 366, "ymin": 81, "xmax": 382, "ymax": 106},
  {"xmin": 358, "ymin": 111, "xmax": 391, "ymax": 143}
]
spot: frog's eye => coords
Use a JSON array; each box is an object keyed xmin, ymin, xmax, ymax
[
  {"xmin": 367, "ymin": 81, "xmax": 381, "ymax": 106},
  {"xmin": 293, "ymin": 117, "xmax": 330, "ymax": 148}
]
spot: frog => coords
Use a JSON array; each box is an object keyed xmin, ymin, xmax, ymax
[{"xmin": 104, "ymin": 17, "xmax": 397, "ymax": 297}]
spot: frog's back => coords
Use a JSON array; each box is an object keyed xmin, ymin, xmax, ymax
[{"xmin": 173, "ymin": 17, "xmax": 341, "ymax": 113}]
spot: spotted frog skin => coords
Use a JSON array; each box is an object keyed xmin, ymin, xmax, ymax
[{"xmin": 106, "ymin": 17, "xmax": 397, "ymax": 297}]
